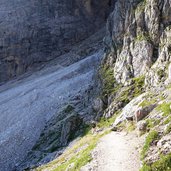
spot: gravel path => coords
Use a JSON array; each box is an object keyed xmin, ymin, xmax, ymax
[
  {"xmin": 0, "ymin": 51, "xmax": 102, "ymax": 171},
  {"xmin": 81, "ymin": 132, "xmax": 141, "ymax": 171}
]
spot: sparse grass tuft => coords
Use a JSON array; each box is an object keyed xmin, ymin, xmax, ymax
[
  {"xmin": 164, "ymin": 116, "xmax": 171, "ymax": 124},
  {"xmin": 156, "ymin": 102, "xmax": 171, "ymax": 116},
  {"xmin": 131, "ymin": 76, "xmax": 145, "ymax": 97},
  {"xmin": 165, "ymin": 123, "xmax": 171, "ymax": 134},
  {"xmin": 146, "ymin": 118, "xmax": 161, "ymax": 130},
  {"xmin": 141, "ymin": 153, "xmax": 171, "ymax": 171},
  {"xmin": 139, "ymin": 99, "xmax": 157, "ymax": 108},
  {"xmin": 99, "ymin": 65, "xmax": 118, "ymax": 97},
  {"xmin": 97, "ymin": 112, "xmax": 120, "ymax": 128},
  {"xmin": 141, "ymin": 130, "xmax": 159, "ymax": 160},
  {"xmin": 136, "ymin": 0, "xmax": 147, "ymax": 13},
  {"xmin": 127, "ymin": 121, "xmax": 136, "ymax": 132}
]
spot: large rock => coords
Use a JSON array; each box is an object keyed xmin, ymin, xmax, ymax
[
  {"xmin": 113, "ymin": 93, "xmax": 156, "ymax": 126},
  {"xmin": 93, "ymin": 98, "xmax": 104, "ymax": 113},
  {"xmin": 135, "ymin": 104, "xmax": 157, "ymax": 122},
  {"xmin": 113, "ymin": 94, "xmax": 146, "ymax": 126}
]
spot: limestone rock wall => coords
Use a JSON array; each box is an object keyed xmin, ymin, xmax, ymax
[
  {"xmin": 0, "ymin": 0, "xmax": 111, "ymax": 83},
  {"xmin": 104, "ymin": 0, "xmax": 171, "ymax": 87}
]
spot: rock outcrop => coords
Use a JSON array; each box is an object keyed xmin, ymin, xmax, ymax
[
  {"xmin": 0, "ymin": 0, "xmax": 111, "ymax": 83},
  {"xmin": 104, "ymin": 0, "xmax": 171, "ymax": 87}
]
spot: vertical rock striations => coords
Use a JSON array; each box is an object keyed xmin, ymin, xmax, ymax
[{"xmin": 104, "ymin": 0, "xmax": 171, "ymax": 87}]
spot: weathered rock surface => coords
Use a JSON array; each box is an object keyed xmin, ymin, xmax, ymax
[
  {"xmin": 0, "ymin": 0, "xmax": 111, "ymax": 83},
  {"xmin": 113, "ymin": 93, "xmax": 147, "ymax": 126},
  {"xmin": 104, "ymin": 0, "xmax": 171, "ymax": 87}
]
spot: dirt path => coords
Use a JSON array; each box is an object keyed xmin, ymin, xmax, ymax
[{"xmin": 81, "ymin": 131, "xmax": 141, "ymax": 171}]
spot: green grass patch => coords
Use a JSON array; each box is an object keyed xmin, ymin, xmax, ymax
[
  {"xmin": 127, "ymin": 121, "xmax": 136, "ymax": 132},
  {"xmin": 99, "ymin": 65, "xmax": 119, "ymax": 97},
  {"xmin": 140, "ymin": 153, "xmax": 171, "ymax": 171},
  {"xmin": 164, "ymin": 116, "xmax": 171, "ymax": 124},
  {"xmin": 141, "ymin": 130, "xmax": 159, "ymax": 160},
  {"xmin": 165, "ymin": 123, "xmax": 171, "ymax": 134},
  {"xmin": 131, "ymin": 76, "xmax": 145, "ymax": 97},
  {"xmin": 146, "ymin": 118, "xmax": 161, "ymax": 130},
  {"xmin": 139, "ymin": 99, "xmax": 157, "ymax": 108},
  {"xmin": 117, "ymin": 76, "xmax": 145, "ymax": 104},
  {"xmin": 97, "ymin": 112, "xmax": 120, "ymax": 128},
  {"xmin": 156, "ymin": 102, "xmax": 171, "ymax": 116},
  {"xmin": 116, "ymin": 120, "xmax": 136, "ymax": 132},
  {"xmin": 100, "ymin": 64, "xmax": 145, "ymax": 107}
]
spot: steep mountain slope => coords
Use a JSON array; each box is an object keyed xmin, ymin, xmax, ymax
[
  {"xmin": 0, "ymin": 35, "xmax": 103, "ymax": 170},
  {"xmin": 1, "ymin": 0, "xmax": 171, "ymax": 171}
]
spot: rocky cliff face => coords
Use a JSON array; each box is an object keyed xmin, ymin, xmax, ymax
[
  {"xmin": 101, "ymin": 0, "xmax": 171, "ymax": 170},
  {"xmin": 0, "ymin": 0, "xmax": 111, "ymax": 83},
  {"xmin": 104, "ymin": 0, "xmax": 171, "ymax": 87}
]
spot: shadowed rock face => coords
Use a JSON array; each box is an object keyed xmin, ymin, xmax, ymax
[{"xmin": 0, "ymin": 0, "xmax": 110, "ymax": 83}]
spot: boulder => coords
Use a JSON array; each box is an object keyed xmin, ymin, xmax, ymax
[
  {"xmin": 134, "ymin": 104, "xmax": 157, "ymax": 122},
  {"xmin": 137, "ymin": 120, "xmax": 147, "ymax": 132}
]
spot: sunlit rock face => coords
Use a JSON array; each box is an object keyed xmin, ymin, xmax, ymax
[
  {"xmin": 0, "ymin": 0, "xmax": 111, "ymax": 83},
  {"xmin": 104, "ymin": 0, "xmax": 171, "ymax": 87}
]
